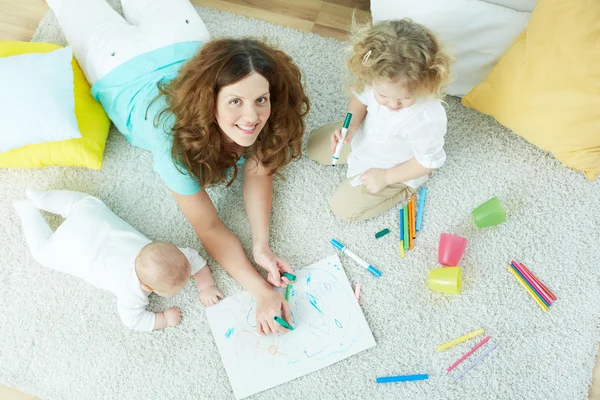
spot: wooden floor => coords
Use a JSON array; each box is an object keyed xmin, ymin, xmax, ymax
[{"xmin": 0, "ymin": 0, "xmax": 598, "ymax": 399}]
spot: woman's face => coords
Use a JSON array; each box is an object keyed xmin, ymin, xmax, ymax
[{"xmin": 216, "ymin": 72, "xmax": 271, "ymax": 147}]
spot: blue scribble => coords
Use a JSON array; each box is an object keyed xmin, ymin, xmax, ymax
[
  {"xmin": 291, "ymin": 311, "xmax": 296, "ymax": 324},
  {"xmin": 306, "ymin": 273, "xmax": 311, "ymax": 285},
  {"xmin": 335, "ymin": 319, "xmax": 343, "ymax": 328},
  {"xmin": 224, "ymin": 328, "xmax": 235, "ymax": 339},
  {"xmin": 288, "ymin": 358, "xmax": 300, "ymax": 364},
  {"xmin": 307, "ymin": 293, "xmax": 324, "ymax": 315},
  {"xmin": 291, "ymin": 286, "xmax": 295, "ymax": 298}
]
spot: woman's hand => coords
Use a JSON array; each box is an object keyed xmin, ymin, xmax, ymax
[
  {"xmin": 253, "ymin": 246, "xmax": 294, "ymax": 288},
  {"xmin": 255, "ymin": 289, "xmax": 293, "ymax": 335},
  {"xmin": 360, "ymin": 168, "xmax": 389, "ymax": 193}
]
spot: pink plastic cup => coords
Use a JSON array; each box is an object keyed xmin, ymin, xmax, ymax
[{"xmin": 438, "ymin": 233, "xmax": 467, "ymax": 266}]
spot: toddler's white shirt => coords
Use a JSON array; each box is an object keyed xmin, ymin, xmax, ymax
[
  {"xmin": 44, "ymin": 196, "xmax": 206, "ymax": 332},
  {"xmin": 347, "ymin": 86, "xmax": 448, "ymax": 188}
]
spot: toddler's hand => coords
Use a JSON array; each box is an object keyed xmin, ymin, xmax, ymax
[
  {"xmin": 330, "ymin": 127, "xmax": 354, "ymax": 154},
  {"xmin": 200, "ymin": 285, "xmax": 224, "ymax": 306},
  {"xmin": 255, "ymin": 289, "xmax": 292, "ymax": 335},
  {"xmin": 164, "ymin": 307, "xmax": 181, "ymax": 327},
  {"xmin": 360, "ymin": 168, "xmax": 389, "ymax": 193}
]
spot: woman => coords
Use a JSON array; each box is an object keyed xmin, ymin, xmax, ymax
[{"xmin": 48, "ymin": 0, "xmax": 309, "ymax": 335}]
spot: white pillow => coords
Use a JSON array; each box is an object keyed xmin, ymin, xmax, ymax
[
  {"xmin": 483, "ymin": 0, "xmax": 537, "ymax": 13},
  {"xmin": 0, "ymin": 46, "xmax": 81, "ymax": 153},
  {"xmin": 370, "ymin": 0, "xmax": 530, "ymax": 97}
]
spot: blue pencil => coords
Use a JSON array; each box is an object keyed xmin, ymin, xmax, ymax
[
  {"xmin": 416, "ymin": 187, "xmax": 427, "ymax": 232},
  {"xmin": 376, "ymin": 374, "xmax": 429, "ymax": 383},
  {"xmin": 509, "ymin": 262, "xmax": 550, "ymax": 307}
]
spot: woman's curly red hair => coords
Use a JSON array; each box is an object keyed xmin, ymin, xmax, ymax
[{"xmin": 155, "ymin": 38, "xmax": 310, "ymax": 187}]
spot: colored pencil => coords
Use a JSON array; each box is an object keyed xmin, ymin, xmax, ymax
[
  {"xmin": 511, "ymin": 261, "xmax": 553, "ymax": 306},
  {"xmin": 509, "ymin": 263, "xmax": 550, "ymax": 307},
  {"xmin": 452, "ymin": 342, "xmax": 498, "ymax": 383},
  {"xmin": 508, "ymin": 265, "xmax": 548, "ymax": 311},
  {"xmin": 416, "ymin": 187, "xmax": 427, "ymax": 232},
  {"xmin": 519, "ymin": 262, "xmax": 556, "ymax": 301},
  {"xmin": 437, "ymin": 328, "xmax": 485, "ymax": 351},
  {"xmin": 447, "ymin": 336, "xmax": 491, "ymax": 372}
]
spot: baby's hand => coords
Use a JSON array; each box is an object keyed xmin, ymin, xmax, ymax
[
  {"xmin": 164, "ymin": 307, "xmax": 182, "ymax": 327},
  {"xmin": 200, "ymin": 285, "xmax": 224, "ymax": 306}
]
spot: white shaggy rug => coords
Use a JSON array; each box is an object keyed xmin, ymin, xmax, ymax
[{"xmin": 1, "ymin": 2, "xmax": 600, "ymax": 399}]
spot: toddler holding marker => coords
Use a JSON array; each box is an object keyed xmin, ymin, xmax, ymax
[
  {"xmin": 307, "ymin": 19, "xmax": 451, "ymax": 221},
  {"xmin": 13, "ymin": 188, "xmax": 223, "ymax": 332}
]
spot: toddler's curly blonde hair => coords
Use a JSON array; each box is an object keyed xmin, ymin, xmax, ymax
[{"xmin": 347, "ymin": 19, "xmax": 452, "ymax": 99}]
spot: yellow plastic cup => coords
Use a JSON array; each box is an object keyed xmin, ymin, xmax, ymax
[{"xmin": 428, "ymin": 267, "xmax": 462, "ymax": 295}]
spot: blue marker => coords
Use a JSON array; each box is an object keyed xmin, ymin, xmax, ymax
[
  {"xmin": 376, "ymin": 374, "xmax": 429, "ymax": 383},
  {"xmin": 416, "ymin": 187, "xmax": 427, "ymax": 232},
  {"xmin": 330, "ymin": 239, "xmax": 381, "ymax": 277}
]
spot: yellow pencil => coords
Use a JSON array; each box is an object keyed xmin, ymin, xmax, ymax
[
  {"xmin": 437, "ymin": 328, "xmax": 485, "ymax": 351},
  {"xmin": 508, "ymin": 265, "xmax": 548, "ymax": 312},
  {"xmin": 400, "ymin": 241, "xmax": 405, "ymax": 258}
]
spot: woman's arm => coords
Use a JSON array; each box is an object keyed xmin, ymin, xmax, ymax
[
  {"xmin": 242, "ymin": 158, "xmax": 294, "ymax": 287},
  {"xmin": 171, "ymin": 189, "xmax": 292, "ymax": 335}
]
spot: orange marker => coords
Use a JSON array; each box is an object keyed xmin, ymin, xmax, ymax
[{"xmin": 409, "ymin": 198, "xmax": 414, "ymax": 250}]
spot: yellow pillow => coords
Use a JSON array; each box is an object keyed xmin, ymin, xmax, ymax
[
  {"xmin": 0, "ymin": 41, "xmax": 110, "ymax": 169},
  {"xmin": 462, "ymin": 0, "xmax": 600, "ymax": 180}
]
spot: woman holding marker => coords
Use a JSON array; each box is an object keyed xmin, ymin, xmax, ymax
[
  {"xmin": 46, "ymin": 0, "xmax": 309, "ymax": 335},
  {"xmin": 307, "ymin": 19, "xmax": 451, "ymax": 221}
]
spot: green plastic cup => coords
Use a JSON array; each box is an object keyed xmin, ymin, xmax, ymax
[
  {"xmin": 472, "ymin": 196, "xmax": 506, "ymax": 228},
  {"xmin": 428, "ymin": 267, "xmax": 462, "ymax": 295}
]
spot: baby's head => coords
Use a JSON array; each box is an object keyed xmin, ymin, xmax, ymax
[
  {"xmin": 347, "ymin": 19, "xmax": 452, "ymax": 111},
  {"xmin": 135, "ymin": 242, "xmax": 191, "ymax": 297}
]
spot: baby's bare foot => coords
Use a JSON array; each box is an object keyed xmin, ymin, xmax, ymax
[{"xmin": 200, "ymin": 285, "xmax": 224, "ymax": 306}]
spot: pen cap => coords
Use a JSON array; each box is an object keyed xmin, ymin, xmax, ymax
[
  {"xmin": 342, "ymin": 113, "xmax": 353, "ymax": 129},
  {"xmin": 330, "ymin": 239, "xmax": 345, "ymax": 251}
]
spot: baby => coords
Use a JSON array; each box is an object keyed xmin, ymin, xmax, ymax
[{"xmin": 12, "ymin": 187, "xmax": 223, "ymax": 332}]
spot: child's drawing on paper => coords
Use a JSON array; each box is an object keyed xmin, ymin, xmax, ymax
[{"xmin": 205, "ymin": 254, "xmax": 376, "ymax": 399}]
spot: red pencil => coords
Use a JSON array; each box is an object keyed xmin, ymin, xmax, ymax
[{"xmin": 519, "ymin": 262, "xmax": 557, "ymax": 301}]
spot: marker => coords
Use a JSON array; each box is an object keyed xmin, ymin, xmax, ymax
[
  {"xmin": 399, "ymin": 208, "xmax": 405, "ymax": 258},
  {"xmin": 416, "ymin": 187, "xmax": 427, "ymax": 232},
  {"xmin": 437, "ymin": 328, "xmax": 485, "ymax": 351},
  {"xmin": 332, "ymin": 113, "xmax": 353, "ymax": 166},
  {"xmin": 282, "ymin": 272, "xmax": 296, "ymax": 282},
  {"xmin": 376, "ymin": 374, "xmax": 429, "ymax": 383},
  {"xmin": 285, "ymin": 284, "xmax": 292, "ymax": 301},
  {"xmin": 274, "ymin": 316, "xmax": 294, "ymax": 331},
  {"xmin": 330, "ymin": 239, "xmax": 381, "ymax": 277}
]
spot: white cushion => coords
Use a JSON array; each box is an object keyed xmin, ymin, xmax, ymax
[
  {"xmin": 370, "ymin": 0, "xmax": 530, "ymax": 97},
  {"xmin": 483, "ymin": 0, "xmax": 537, "ymax": 13},
  {"xmin": 0, "ymin": 46, "xmax": 81, "ymax": 153}
]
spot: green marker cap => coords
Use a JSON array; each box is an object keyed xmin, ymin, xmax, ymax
[{"xmin": 342, "ymin": 113, "xmax": 353, "ymax": 129}]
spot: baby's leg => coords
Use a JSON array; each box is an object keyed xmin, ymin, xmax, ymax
[
  {"xmin": 46, "ymin": 0, "xmax": 144, "ymax": 84},
  {"xmin": 329, "ymin": 179, "xmax": 416, "ymax": 221},
  {"xmin": 25, "ymin": 187, "xmax": 90, "ymax": 219},
  {"xmin": 121, "ymin": 0, "xmax": 210, "ymax": 45},
  {"xmin": 307, "ymin": 120, "xmax": 352, "ymax": 165},
  {"xmin": 12, "ymin": 199, "xmax": 56, "ymax": 265}
]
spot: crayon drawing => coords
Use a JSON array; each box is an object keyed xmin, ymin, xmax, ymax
[{"xmin": 205, "ymin": 254, "xmax": 376, "ymax": 399}]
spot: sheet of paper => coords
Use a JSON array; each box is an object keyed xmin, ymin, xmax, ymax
[{"xmin": 205, "ymin": 254, "xmax": 376, "ymax": 399}]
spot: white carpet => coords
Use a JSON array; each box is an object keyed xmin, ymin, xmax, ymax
[{"xmin": 1, "ymin": 2, "xmax": 600, "ymax": 399}]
